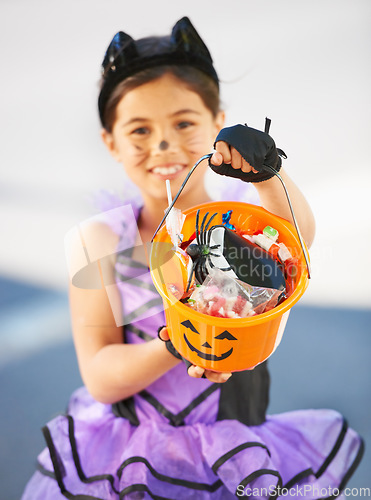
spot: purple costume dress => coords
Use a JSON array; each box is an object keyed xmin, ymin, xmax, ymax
[{"xmin": 22, "ymin": 182, "xmax": 363, "ymax": 499}]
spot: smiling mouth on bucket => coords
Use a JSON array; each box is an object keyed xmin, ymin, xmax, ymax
[{"xmin": 183, "ymin": 334, "xmax": 233, "ymax": 361}]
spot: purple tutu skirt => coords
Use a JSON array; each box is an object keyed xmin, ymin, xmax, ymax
[{"xmin": 22, "ymin": 386, "xmax": 363, "ymax": 500}]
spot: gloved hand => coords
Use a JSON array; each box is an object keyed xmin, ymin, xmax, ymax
[
  {"xmin": 209, "ymin": 123, "xmax": 286, "ymax": 183},
  {"xmin": 157, "ymin": 325, "xmax": 193, "ymax": 369}
]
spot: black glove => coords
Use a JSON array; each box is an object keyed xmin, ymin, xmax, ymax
[
  {"xmin": 209, "ymin": 123, "xmax": 286, "ymax": 183},
  {"xmin": 157, "ymin": 326, "xmax": 190, "ymax": 364}
]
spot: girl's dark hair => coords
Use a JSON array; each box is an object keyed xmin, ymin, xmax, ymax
[{"xmin": 100, "ymin": 36, "xmax": 221, "ymax": 132}]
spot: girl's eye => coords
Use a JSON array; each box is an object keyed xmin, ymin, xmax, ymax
[
  {"xmin": 131, "ymin": 127, "xmax": 150, "ymax": 135},
  {"xmin": 176, "ymin": 121, "xmax": 194, "ymax": 130}
]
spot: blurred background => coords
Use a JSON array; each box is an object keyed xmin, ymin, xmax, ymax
[{"xmin": 1, "ymin": 0, "xmax": 370, "ymax": 498}]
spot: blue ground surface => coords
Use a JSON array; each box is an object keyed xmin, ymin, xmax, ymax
[{"xmin": 0, "ymin": 276, "xmax": 370, "ymax": 499}]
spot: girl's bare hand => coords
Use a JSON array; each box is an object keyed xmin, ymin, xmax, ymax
[{"xmin": 188, "ymin": 365, "xmax": 232, "ymax": 383}]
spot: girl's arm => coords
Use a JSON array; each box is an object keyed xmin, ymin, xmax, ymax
[
  {"xmin": 69, "ymin": 222, "xmax": 180, "ymax": 404},
  {"xmin": 69, "ymin": 222, "xmax": 230, "ymax": 404},
  {"xmin": 211, "ymin": 147, "xmax": 315, "ymax": 248},
  {"xmin": 253, "ymin": 169, "xmax": 315, "ymax": 248}
]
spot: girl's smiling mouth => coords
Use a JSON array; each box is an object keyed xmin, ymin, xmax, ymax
[{"xmin": 150, "ymin": 163, "xmax": 187, "ymax": 179}]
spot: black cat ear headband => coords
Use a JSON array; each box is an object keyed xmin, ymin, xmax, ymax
[{"xmin": 98, "ymin": 17, "xmax": 219, "ymax": 127}]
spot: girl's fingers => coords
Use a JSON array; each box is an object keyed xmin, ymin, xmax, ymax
[
  {"xmin": 231, "ymin": 147, "xmax": 257, "ymax": 173},
  {"xmin": 204, "ymin": 370, "xmax": 232, "ymax": 383},
  {"xmin": 158, "ymin": 327, "xmax": 170, "ymax": 341},
  {"xmin": 188, "ymin": 365, "xmax": 205, "ymax": 378},
  {"xmin": 212, "ymin": 141, "xmax": 232, "ymax": 164},
  {"xmin": 230, "ymin": 147, "xmax": 244, "ymax": 170},
  {"xmin": 210, "ymin": 151, "xmax": 223, "ymax": 166},
  {"xmin": 212, "ymin": 142, "xmax": 259, "ymax": 173},
  {"xmin": 188, "ymin": 365, "xmax": 232, "ymax": 383},
  {"xmin": 241, "ymin": 158, "xmax": 255, "ymax": 173}
]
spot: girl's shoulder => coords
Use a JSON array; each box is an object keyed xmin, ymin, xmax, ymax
[
  {"xmin": 65, "ymin": 217, "xmax": 120, "ymax": 287},
  {"xmin": 65, "ymin": 191, "xmax": 142, "ymax": 282},
  {"xmin": 91, "ymin": 189, "xmax": 142, "ymax": 236}
]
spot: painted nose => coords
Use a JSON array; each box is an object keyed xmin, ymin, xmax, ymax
[
  {"xmin": 159, "ymin": 140, "xmax": 169, "ymax": 151},
  {"xmin": 202, "ymin": 342, "xmax": 212, "ymax": 349},
  {"xmin": 151, "ymin": 131, "xmax": 178, "ymax": 155}
]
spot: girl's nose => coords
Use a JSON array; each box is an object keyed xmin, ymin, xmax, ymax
[
  {"xmin": 151, "ymin": 128, "xmax": 179, "ymax": 155},
  {"xmin": 158, "ymin": 140, "xmax": 169, "ymax": 151}
]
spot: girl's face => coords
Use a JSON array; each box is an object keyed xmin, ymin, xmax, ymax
[{"xmin": 102, "ymin": 73, "xmax": 224, "ymax": 205}]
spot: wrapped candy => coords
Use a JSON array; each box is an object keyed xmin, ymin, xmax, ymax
[{"xmin": 187, "ymin": 268, "xmax": 282, "ymax": 319}]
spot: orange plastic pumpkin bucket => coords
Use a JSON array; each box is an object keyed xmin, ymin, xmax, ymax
[{"xmin": 150, "ymin": 201, "xmax": 309, "ymax": 372}]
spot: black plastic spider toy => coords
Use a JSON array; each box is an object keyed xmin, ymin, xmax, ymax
[
  {"xmin": 185, "ymin": 210, "xmax": 231, "ymax": 289},
  {"xmin": 184, "ymin": 210, "xmax": 286, "ymax": 292}
]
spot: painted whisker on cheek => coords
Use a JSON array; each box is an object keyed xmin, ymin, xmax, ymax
[
  {"xmin": 133, "ymin": 153, "xmax": 149, "ymax": 167},
  {"xmin": 134, "ymin": 160, "xmax": 147, "ymax": 168},
  {"xmin": 186, "ymin": 136, "xmax": 206, "ymax": 146},
  {"xmin": 186, "ymin": 138, "xmax": 213, "ymax": 153},
  {"xmin": 189, "ymin": 145, "xmax": 211, "ymax": 156}
]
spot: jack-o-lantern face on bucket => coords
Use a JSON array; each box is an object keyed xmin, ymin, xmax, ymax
[{"xmin": 181, "ymin": 320, "xmax": 237, "ymax": 361}]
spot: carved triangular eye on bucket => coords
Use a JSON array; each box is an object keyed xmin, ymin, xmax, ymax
[
  {"xmin": 180, "ymin": 320, "xmax": 199, "ymax": 333},
  {"xmin": 215, "ymin": 331, "xmax": 237, "ymax": 341}
]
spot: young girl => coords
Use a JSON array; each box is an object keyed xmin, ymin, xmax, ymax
[{"xmin": 22, "ymin": 17, "xmax": 363, "ymax": 499}]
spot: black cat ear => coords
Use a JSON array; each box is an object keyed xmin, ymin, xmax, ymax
[
  {"xmin": 171, "ymin": 17, "xmax": 213, "ymax": 62},
  {"xmin": 101, "ymin": 31, "xmax": 138, "ymax": 75}
]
